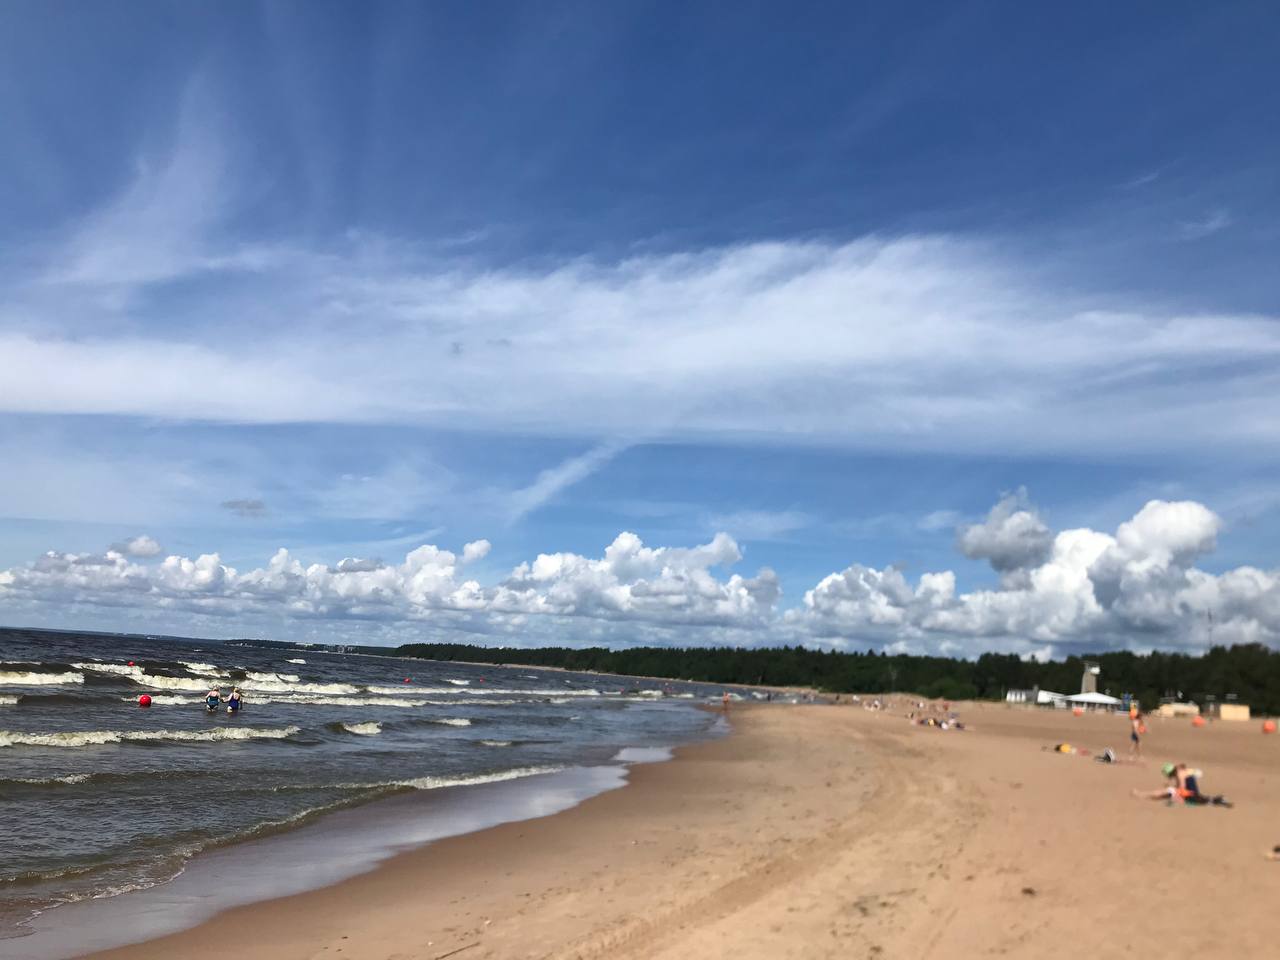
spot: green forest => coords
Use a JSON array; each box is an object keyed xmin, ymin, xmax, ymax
[{"xmin": 395, "ymin": 641, "xmax": 1280, "ymax": 714}]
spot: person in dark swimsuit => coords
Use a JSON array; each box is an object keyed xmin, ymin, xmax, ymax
[
  {"xmin": 224, "ymin": 687, "xmax": 243, "ymax": 713},
  {"xmin": 1133, "ymin": 763, "xmax": 1232, "ymax": 806},
  {"xmin": 205, "ymin": 688, "xmax": 222, "ymax": 712}
]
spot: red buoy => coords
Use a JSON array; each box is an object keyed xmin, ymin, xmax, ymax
[
  {"xmin": 128, "ymin": 661, "xmax": 135, "ymax": 667},
  {"xmin": 138, "ymin": 694, "xmax": 152, "ymax": 707},
  {"xmin": 404, "ymin": 677, "xmax": 411, "ymax": 683}
]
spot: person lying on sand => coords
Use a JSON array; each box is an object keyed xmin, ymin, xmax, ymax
[{"xmin": 1132, "ymin": 762, "xmax": 1232, "ymax": 807}]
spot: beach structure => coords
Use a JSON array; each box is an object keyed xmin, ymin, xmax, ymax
[
  {"xmin": 1005, "ymin": 687, "xmax": 1067, "ymax": 707},
  {"xmin": 1156, "ymin": 701, "xmax": 1201, "ymax": 718},
  {"xmin": 1203, "ymin": 699, "xmax": 1252, "ymax": 721},
  {"xmin": 1080, "ymin": 660, "xmax": 1101, "ymax": 694},
  {"xmin": 1066, "ymin": 691, "xmax": 1121, "ymax": 711}
]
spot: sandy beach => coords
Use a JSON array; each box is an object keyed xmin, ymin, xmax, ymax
[{"xmin": 79, "ymin": 702, "xmax": 1280, "ymax": 960}]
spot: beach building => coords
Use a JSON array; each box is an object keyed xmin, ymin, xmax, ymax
[
  {"xmin": 1005, "ymin": 687, "xmax": 1067, "ymax": 707},
  {"xmin": 1066, "ymin": 691, "xmax": 1121, "ymax": 711}
]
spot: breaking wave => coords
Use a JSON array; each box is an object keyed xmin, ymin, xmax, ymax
[
  {"xmin": 338, "ymin": 721, "xmax": 382, "ymax": 736},
  {"xmin": 0, "ymin": 669, "xmax": 85, "ymax": 686},
  {"xmin": 0, "ymin": 725, "xmax": 302, "ymax": 749}
]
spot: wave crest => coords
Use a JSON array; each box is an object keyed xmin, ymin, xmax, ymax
[{"xmin": 0, "ymin": 725, "xmax": 302, "ymax": 748}]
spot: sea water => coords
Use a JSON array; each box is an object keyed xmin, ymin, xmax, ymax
[{"xmin": 0, "ymin": 627, "xmax": 728, "ymax": 944}]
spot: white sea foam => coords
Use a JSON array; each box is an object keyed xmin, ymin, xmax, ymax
[
  {"xmin": 256, "ymin": 694, "xmax": 431, "ymax": 708},
  {"xmin": 74, "ymin": 662, "xmax": 146, "ymax": 678},
  {"xmin": 119, "ymin": 694, "xmax": 197, "ymax": 705},
  {"xmin": 122, "ymin": 674, "xmax": 211, "ymax": 692},
  {"xmin": 334, "ymin": 765, "xmax": 562, "ymax": 792},
  {"xmin": 0, "ymin": 725, "xmax": 301, "ymax": 748},
  {"xmin": 431, "ymin": 717, "xmax": 472, "ymax": 726},
  {"xmin": 247, "ymin": 671, "xmax": 300, "ymax": 684},
  {"xmin": 122, "ymin": 673, "xmax": 359, "ymax": 696},
  {"xmin": 445, "ymin": 678, "xmax": 471, "ymax": 686},
  {"xmin": 0, "ymin": 669, "xmax": 85, "ymax": 686},
  {"xmin": 5, "ymin": 772, "xmax": 94, "ymax": 785},
  {"xmin": 479, "ymin": 739, "xmax": 513, "ymax": 747},
  {"xmin": 340, "ymin": 721, "xmax": 382, "ymax": 736},
  {"xmin": 286, "ymin": 658, "xmax": 306, "ymax": 664},
  {"xmin": 395, "ymin": 765, "xmax": 561, "ymax": 790},
  {"xmin": 180, "ymin": 661, "xmax": 228, "ymax": 677},
  {"xmin": 362, "ymin": 684, "xmax": 598, "ymax": 697},
  {"xmin": 243, "ymin": 678, "xmax": 358, "ymax": 695},
  {"xmin": 0, "ymin": 694, "xmax": 18, "ymax": 705},
  {"xmin": 460, "ymin": 687, "xmax": 601, "ymax": 697}
]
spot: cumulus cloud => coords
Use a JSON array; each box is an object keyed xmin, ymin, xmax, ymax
[
  {"xmin": 2, "ymin": 499, "xmax": 1277, "ymax": 654},
  {"xmin": 792, "ymin": 497, "xmax": 1280, "ymax": 656},
  {"xmin": 110, "ymin": 535, "xmax": 163, "ymax": 557},
  {"xmin": 489, "ymin": 532, "xmax": 779, "ymax": 626},
  {"xmin": 0, "ymin": 531, "xmax": 777, "ymax": 635},
  {"xmin": 957, "ymin": 489, "xmax": 1053, "ymax": 576}
]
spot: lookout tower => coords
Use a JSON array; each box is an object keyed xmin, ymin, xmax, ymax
[{"xmin": 1081, "ymin": 661, "xmax": 1101, "ymax": 695}]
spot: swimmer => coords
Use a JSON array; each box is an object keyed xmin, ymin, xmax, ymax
[
  {"xmin": 204, "ymin": 687, "xmax": 222, "ymax": 713},
  {"xmin": 224, "ymin": 686, "xmax": 244, "ymax": 714}
]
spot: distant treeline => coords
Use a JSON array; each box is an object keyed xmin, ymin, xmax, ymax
[{"xmin": 395, "ymin": 642, "xmax": 1280, "ymax": 713}]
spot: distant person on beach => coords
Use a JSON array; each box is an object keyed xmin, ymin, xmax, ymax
[
  {"xmin": 204, "ymin": 687, "xmax": 222, "ymax": 712},
  {"xmin": 1133, "ymin": 762, "xmax": 1232, "ymax": 806},
  {"xmin": 722, "ymin": 691, "xmax": 730, "ymax": 712},
  {"xmin": 1129, "ymin": 710, "xmax": 1145, "ymax": 757}
]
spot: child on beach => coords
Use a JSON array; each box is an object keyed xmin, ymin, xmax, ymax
[
  {"xmin": 1133, "ymin": 762, "xmax": 1232, "ymax": 806},
  {"xmin": 1129, "ymin": 709, "xmax": 1145, "ymax": 757}
]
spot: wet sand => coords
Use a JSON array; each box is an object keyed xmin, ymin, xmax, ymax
[{"xmin": 81, "ymin": 702, "xmax": 1280, "ymax": 959}]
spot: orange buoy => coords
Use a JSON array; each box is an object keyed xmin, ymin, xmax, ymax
[
  {"xmin": 1072, "ymin": 707, "xmax": 1084, "ymax": 717},
  {"xmin": 1191, "ymin": 715, "xmax": 1206, "ymax": 727},
  {"xmin": 138, "ymin": 694, "xmax": 152, "ymax": 707},
  {"xmin": 1263, "ymin": 720, "xmax": 1277, "ymax": 734}
]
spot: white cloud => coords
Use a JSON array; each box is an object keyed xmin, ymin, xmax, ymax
[
  {"xmin": 504, "ymin": 441, "xmax": 630, "ymax": 523},
  {"xmin": 1178, "ymin": 208, "xmax": 1232, "ymax": 240},
  {"xmin": 957, "ymin": 488, "xmax": 1052, "ymax": 576},
  {"xmin": 3, "ymin": 129, "xmax": 1278, "ymax": 459},
  {"xmin": 703, "ymin": 509, "xmax": 811, "ymax": 541},
  {"xmin": 791, "ymin": 497, "xmax": 1280, "ymax": 656},
  {"xmin": 0, "ymin": 530, "xmax": 778, "ymax": 634},
  {"xmin": 111, "ymin": 535, "xmax": 163, "ymax": 557},
  {"xmin": 2, "ymin": 498, "xmax": 1277, "ymax": 653}
]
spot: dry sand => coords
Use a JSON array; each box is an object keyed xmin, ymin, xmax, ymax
[{"xmin": 83, "ymin": 702, "xmax": 1280, "ymax": 960}]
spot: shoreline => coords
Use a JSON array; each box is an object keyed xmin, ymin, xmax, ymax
[{"xmin": 19, "ymin": 701, "xmax": 1280, "ymax": 958}]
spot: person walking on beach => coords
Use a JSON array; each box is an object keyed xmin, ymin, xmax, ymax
[
  {"xmin": 722, "ymin": 690, "xmax": 730, "ymax": 712},
  {"xmin": 1129, "ymin": 709, "xmax": 1145, "ymax": 757}
]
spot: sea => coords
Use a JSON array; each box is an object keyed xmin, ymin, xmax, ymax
[{"xmin": 0, "ymin": 627, "xmax": 738, "ymax": 951}]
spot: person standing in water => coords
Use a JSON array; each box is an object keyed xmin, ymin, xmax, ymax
[
  {"xmin": 204, "ymin": 687, "xmax": 222, "ymax": 713},
  {"xmin": 224, "ymin": 686, "xmax": 244, "ymax": 714}
]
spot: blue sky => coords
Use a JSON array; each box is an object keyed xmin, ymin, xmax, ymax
[{"xmin": 2, "ymin": 2, "xmax": 1278, "ymax": 655}]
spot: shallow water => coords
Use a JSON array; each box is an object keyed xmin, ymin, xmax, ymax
[{"xmin": 0, "ymin": 627, "xmax": 729, "ymax": 940}]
